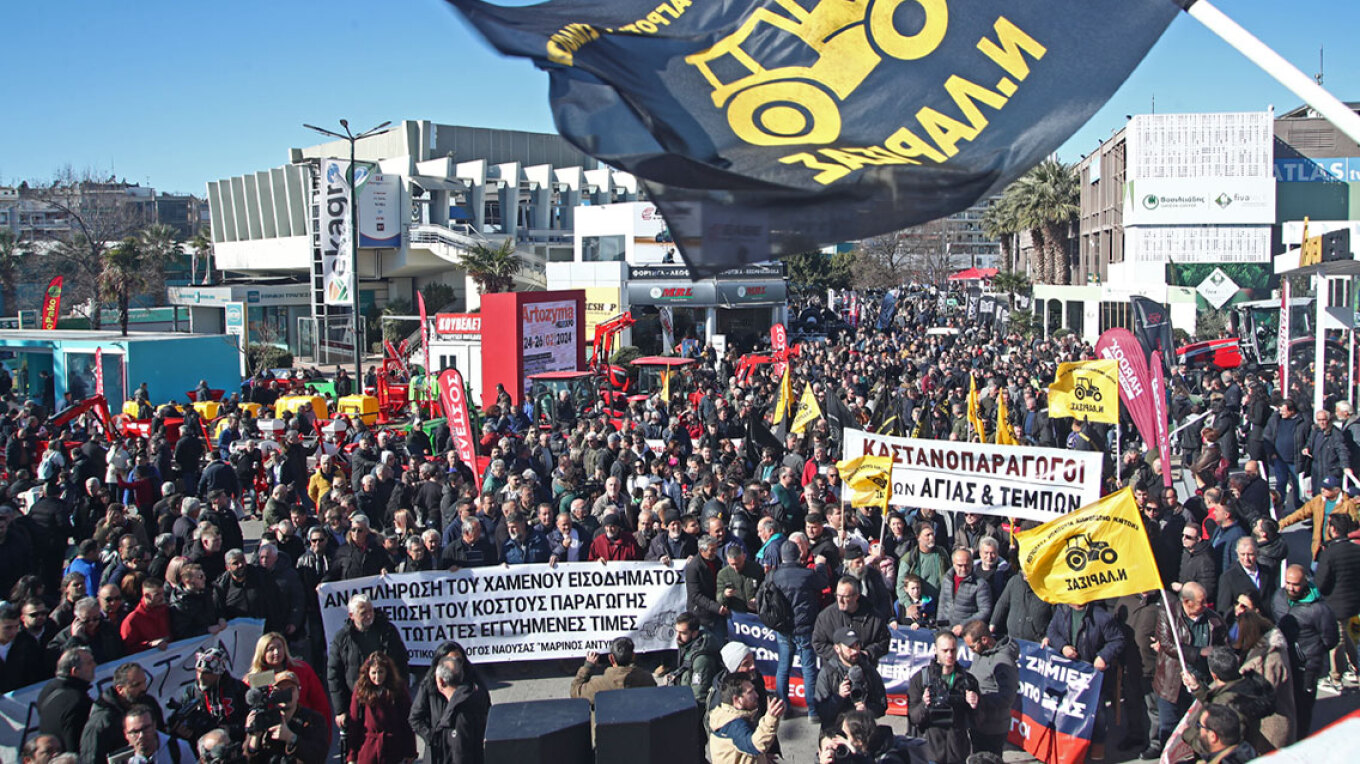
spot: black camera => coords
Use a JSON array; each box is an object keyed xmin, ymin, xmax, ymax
[
  {"xmin": 847, "ymin": 665, "xmax": 868, "ymax": 704},
  {"xmin": 244, "ymin": 684, "xmax": 295, "ymax": 734},
  {"xmin": 925, "ymin": 676, "xmax": 957, "ymax": 726}
]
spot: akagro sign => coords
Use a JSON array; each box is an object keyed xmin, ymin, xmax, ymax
[
  {"xmin": 841, "ymin": 429, "xmax": 1101, "ymax": 521},
  {"xmin": 317, "ymin": 565, "xmax": 687, "ymax": 665}
]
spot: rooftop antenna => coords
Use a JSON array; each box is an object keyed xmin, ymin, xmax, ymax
[
  {"xmin": 1151, "ymin": 94, "xmax": 1156, "ymax": 113},
  {"xmin": 1315, "ymin": 46, "xmax": 1324, "ymax": 85}
]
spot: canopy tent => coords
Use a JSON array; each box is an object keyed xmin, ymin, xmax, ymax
[{"xmin": 947, "ymin": 267, "xmax": 999, "ymax": 281}]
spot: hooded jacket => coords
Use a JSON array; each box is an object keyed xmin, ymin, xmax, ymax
[
  {"xmin": 1239, "ymin": 628, "xmax": 1296, "ymax": 751},
  {"xmin": 675, "ymin": 628, "xmax": 723, "ymax": 706},
  {"xmin": 708, "ymin": 703, "xmax": 779, "ymax": 764},
  {"xmin": 966, "ymin": 636, "xmax": 1019, "ymax": 736},
  {"xmin": 1269, "ymin": 584, "xmax": 1340, "ymax": 676}
]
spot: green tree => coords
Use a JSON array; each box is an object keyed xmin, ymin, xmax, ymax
[
  {"xmin": 100, "ymin": 237, "xmax": 147, "ymax": 336},
  {"xmin": 990, "ymin": 270, "xmax": 1030, "ymax": 309},
  {"xmin": 782, "ymin": 250, "xmax": 853, "ymax": 290},
  {"xmin": 382, "ymin": 298, "xmax": 416, "ymax": 344},
  {"xmin": 187, "ymin": 226, "xmax": 213, "ymax": 286},
  {"xmin": 462, "ymin": 240, "xmax": 522, "ymax": 295},
  {"xmin": 981, "ymin": 196, "xmax": 1020, "ymax": 272},
  {"xmin": 137, "ymin": 223, "xmax": 181, "ymax": 298},
  {"xmin": 1009, "ymin": 159, "xmax": 1079, "ymax": 285},
  {"xmin": 0, "ymin": 230, "xmax": 32, "ymax": 316},
  {"xmin": 420, "ymin": 282, "xmax": 458, "ymax": 312}
]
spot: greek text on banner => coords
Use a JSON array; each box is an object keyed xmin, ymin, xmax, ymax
[
  {"xmin": 841, "ymin": 428, "xmax": 1102, "ymax": 522},
  {"xmin": 0, "ymin": 619, "xmax": 264, "ymax": 764},
  {"xmin": 317, "ymin": 564, "xmax": 688, "ymax": 665}
]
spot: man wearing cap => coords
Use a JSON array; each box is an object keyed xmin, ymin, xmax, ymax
[
  {"xmin": 166, "ymin": 646, "xmax": 247, "ymax": 748},
  {"xmin": 1280, "ymin": 474, "xmax": 1359, "ymax": 559},
  {"xmin": 570, "ymin": 636, "xmax": 656, "ymax": 707},
  {"xmin": 813, "ymin": 576, "xmax": 891, "ymax": 669},
  {"xmin": 812, "ymin": 626, "xmax": 888, "ymax": 730},
  {"xmin": 588, "ymin": 514, "xmax": 643, "ymax": 561}
]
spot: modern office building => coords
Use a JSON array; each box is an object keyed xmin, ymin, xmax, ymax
[{"xmin": 196, "ymin": 120, "xmax": 642, "ymax": 359}]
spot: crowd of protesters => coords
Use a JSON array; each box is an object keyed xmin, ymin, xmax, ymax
[{"xmin": 3, "ymin": 286, "xmax": 1359, "ymax": 764}]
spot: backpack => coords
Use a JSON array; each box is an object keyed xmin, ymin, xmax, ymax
[{"xmin": 756, "ymin": 579, "xmax": 793, "ymax": 634}]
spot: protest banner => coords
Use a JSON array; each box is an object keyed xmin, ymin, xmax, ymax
[
  {"xmin": 1095, "ymin": 328, "xmax": 1158, "ymax": 450},
  {"xmin": 842, "ymin": 429, "xmax": 1102, "ymax": 522},
  {"xmin": 1047, "ymin": 360, "xmax": 1120, "ymax": 424},
  {"xmin": 1016, "ymin": 488, "xmax": 1162, "ymax": 605},
  {"xmin": 0, "ymin": 619, "xmax": 263, "ymax": 763},
  {"xmin": 317, "ymin": 564, "xmax": 687, "ymax": 665},
  {"xmin": 728, "ymin": 614, "xmax": 1102, "ymax": 764}
]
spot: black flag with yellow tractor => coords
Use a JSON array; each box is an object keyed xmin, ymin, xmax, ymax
[
  {"xmin": 1014, "ymin": 487, "xmax": 1162, "ymax": 605},
  {"xmin": 444, "ymin": 0, "xmax": 1180, "ymax": 275}
]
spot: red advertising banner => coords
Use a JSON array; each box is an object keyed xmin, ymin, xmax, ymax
[
  {"xmin": 770, "ymin": 323, "xmax": 787, "ymax": 355},
  {"xmin": 1278, "ymin": 277, "xmax": 1291, "ymax": 385},
  {"xmin": 40, "ymin": 276, "xmax": 63, "ymax": 330},
  {"xmin": 434, "ymin": 313, "xmax": 482, "ymax": 335},
  {"xmin": 1150, "ymin": 350, "xmax": 1173, "ymax": 488},
  {"xmin": 1095, "ymin": 328, "xmax": 1157, "ymax": 451},
  {"xmin": 438, "ymin": 368, "xmax": 480, "ymax": 491},
  {"xmin": 95, "ymin": 347, "xmax": 104, "ymax": 397}
]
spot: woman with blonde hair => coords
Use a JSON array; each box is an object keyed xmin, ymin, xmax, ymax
[
  {"xmin": 345, "ymin": 652, "xmax": 417, "ymax": 764},
  {"xmin": 247, "ymin": 632, "xmax": 332, "ymax": 724}
]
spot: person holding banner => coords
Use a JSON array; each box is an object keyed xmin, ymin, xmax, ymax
[{"xmin": 1043, "ymin": 601, "xmax": 1124, "ymax": 760}]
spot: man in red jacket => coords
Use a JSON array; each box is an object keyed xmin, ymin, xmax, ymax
[
  {"xmin": 120, "ymin": 578, "xmax": 171, "ymax": 653},
  {"xmin": 589, "ymin": 514, "xmax": 642, "ymax": 561}
]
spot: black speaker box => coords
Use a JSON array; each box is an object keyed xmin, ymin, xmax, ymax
[
  {"xmin": 594, "ymin": 686, "xmax": 701, "ymax": 764},
  {"xmin": 484, "ymin": 697, "xmax": 593, "ymax": 764}
]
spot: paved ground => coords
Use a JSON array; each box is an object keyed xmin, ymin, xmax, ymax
[{"xmin": 243, "ymin": 512, "xmax": 1357, "ymax": 763}]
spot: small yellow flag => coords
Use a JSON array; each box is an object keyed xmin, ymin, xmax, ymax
[
  {"xmin": 967, "ymin": 374, "xmax": 987, "ymax": 443},
  {"xmin": 661, "ymin": 369, "xmax": 671, "ymax": 402},
  {"xmin": 1047, "ymin": 359, "xmax": 1120, "ymax": 424},
  {"xmin": 836, "ymin": 454, "xmax": 893, "ymax": 511},
  {"xmin": 995, "ymin": 393, "xmax": 1017, "ymax": 445},
  {"xmin": 773, "ymin": 366, "xmax": 792, "ymax": 425},
  {"xmin": 1015, "ymin": 487, "xmax": 1162, "ymax": 605},
  {"xmin": 791, "ymin": 382, "xmax": 821, "ymax": 434}
]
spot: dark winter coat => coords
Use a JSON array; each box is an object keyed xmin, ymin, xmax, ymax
[
  {"xmin": 1217, "ymin": 563, "xmax": 1278, "ymax": 623},
  {"xmin": 1316, "ymin": 535, "xmax": 1360, "ymax": 619},
  {"xmin": 1045, "ymin": 604, "xmax": 1126, "ymax": 666},
  {"xmin": 906, "ymin": 661, "xmax": 979, "ymax": 764},
  {"xmin": 324, "ymin": 539, "xmax": 390, "ymax": 581},
  {"xmin": 78, "ymin": 686, "xmax": 165, "ymax": 764},
  {"xmin": 684, "ymin": 554, "xmax": 726, "ymax": 630},
  {"xmin": 935, "ymin": 570, "xmax": 994, "ymax": 628},
  {"xmin": 169, "ymin": 587, "xmax": 221, "ymax": 639},
  {"xmin": 409, "ymin": 679, "xmax": 492, "ymax": 764},
  {"xmin": 213, "ymin": 565, "xmax": 285, "ymax": 632},
  {"xmin": 1270, "ymin": 586, "xmax": 1341, "ymax": 676},
  {"xmin": 814, "ymin": 655, "xmax": 889, "ymax": 729},
  {"xmin": 767, "ymin": 563, "xmax": 826, "ymax": 636},
  {"xmin": 989, "ymin": 574, "xmax": 1052, "ymax": 643},
  {"xmin": 326, "ymin": 612, "xmax": 410, "ymax": 713},
  {"xmin": 1179, "ymin": 540, "xmax": 1220, "ymax": 604},
  {"xmin": 811, "ymin": 603, "xmax": 891, "ymax": 667},
  {"xmin": 0, "ymin": 630, "xmax": 47, "ymax": 693},
  {"xmin": 967, "ymin": 637, "xmax": 1019, "ymax": 736},
  {"xmin": 37, "ymin": 674, "xmax": 93, "ymax": 752}
]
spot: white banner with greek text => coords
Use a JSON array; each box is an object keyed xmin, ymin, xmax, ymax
[
  {"xmin": 0, "ymin": 619, "xmax": 264, "ymax": 764},
  {"xmin": 842, "ymin": 429, "xmax": 1102, "ymax": 522},
  {"xmin": 317, "ymin": 564, "xmax": 688, "ymax": 665}
]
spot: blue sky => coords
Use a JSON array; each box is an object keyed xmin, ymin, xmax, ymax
[{"xmin": 2, "ymin": 0, "xmax": 1356, "ymax": 195}]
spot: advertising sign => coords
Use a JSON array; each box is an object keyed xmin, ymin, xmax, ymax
[
  {"xmin": 39, "ymin": 276, "xmax": 62, "ymax": 330},
  {"xmin": 841, "ymin": 429, "xmax": 1102, "ymax": 521},
  {"xmin": 320, "ymin": 158, "xmax": 354, "ymax": 305},
  {"xmin": 438, "ymin": 368, "xmax": 479, "ymax": 488},
  {"xmin": 434, "ymin": 313, "xmax": 482, "ymax": 335},
  {"xmin": 317, "ymin": 566, "xmax": 687, "ymax": 665},
  {"xmin": 1095, "ymin": 328, "xmax": 1159, "ymax": 453},
  {"xmin": 0, "ymin": 620, "xmax": 263, "ymax": 762},
  {"xmin": 1123, "ymin": 177, "xmax": 1275, "ymax": 225},
  {"xmin": 1275, "ymin": 156, "xmax": 1360, "ymax": 183},
  {"xmin": 358, "ymin": 170, "xmax": 400, "ymax": 248},
  {"xmin": 1125, "ymin": 225, "xmax": 1269, "ymax": 264},
  {"xmin": 1195, "ymin": 267, "xmax": 1239, "ymax": 309},
  {"xmin": 584, "ymin": 287, "xmax": 623, "ymax": 336},
  {"xmin": 520, "ymin": 299, "xmax": 579, "ymax": 379},
  {"xmin": 627, "ymin": 281, "xmax": 718, "ymax": 305},
  {"xmin": 94, "ymin": 347, "xmax": 104, "ymax": 397}
]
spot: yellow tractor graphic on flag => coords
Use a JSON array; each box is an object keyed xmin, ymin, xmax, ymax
[{"xmin": 685, "ymin": 0, "xmax": 947, "ymax": 146}]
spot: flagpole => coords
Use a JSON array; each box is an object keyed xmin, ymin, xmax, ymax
[
  {"xmin": 1185, "ymin": 0, "xmax": 1360, "ymax": 145},
  {"xmin": 1158, "ymin": 589, "xmax": 1190, "ymax": 675}
]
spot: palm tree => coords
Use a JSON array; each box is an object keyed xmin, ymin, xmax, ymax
[
  {"xmin": 1010, "ymin": 160, "xmax": 1079, "ymax": 285},
  {"xmin": 137, "ymin": 223, "xmax": 182, "ymax": 297},
  {"xmin": 990, "ymin": 270, "xmax": 1030, "ymax": 309},
  {"xmin": 0, "ymin": 230, "xmax": 31, "ymax": 316},
  {"xmin": 462, "ymin": 240, "xmax": 522, "ymax": 294},
  {"xmin": 101, "ymin": 237, "xmax": 147, "ymax": 336},
  {"xmin": 187, "ymin": 227, "xmax": 213, "ymax": 285},
  {"xmin": 981, "ymin": 196, "xmax": 1019, "ymax": 272}
]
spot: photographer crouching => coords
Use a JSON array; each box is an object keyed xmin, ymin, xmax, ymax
[
  {"xmin": 242, "ymin": 671, "xmax": 328, "ymax": 763},
  {"xmin": 906, "ymin": 631, "xmax": 980, "ymax": 764}
]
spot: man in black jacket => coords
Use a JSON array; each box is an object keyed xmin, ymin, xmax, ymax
[
  {"xmin": 78, "ymin": 662, "xmax": 163, "ymax": 764},
  {"xmin": 1263, "ymin": 400, "xmax": 1310, "ymax": 514},
  {"xmin": 166, "ymin": 646, "xmax": 248, "ymax": 747},
  {"xmin": 813, "ymin": 626, "xmax": 889, "ymax": 731},
  {"xmin": 0, "ymin": 600, "xmax": 46, "ymax": 692},
  {"xmin": 906, "ymin": 630, "xmax": 979, "ymax": 764},
  {"xmin": 1305, "ymin": 410, "xmax": 1351, "ymax": 494},
  {"xmin": 684, "ymin": 535, "xmax": 728, "ymax": 638},
  {"xmin": 326, "ymin": 593, "xmax": 408, "ymax": 732},
  {"xmin": 812, "ymin": 576, "xmax": 891, "ymax": 667},
  {"xmin": 1174, "ymin": 530, "xmax": 1219, "ymax": 604},
  {"xmin": 768, "ymin": 541, "xmax": 825, "ymax": 720},
  {"xmin": 410, "ymin": 652, "xmax": 491, "ymax": 764},
  {"xmin": 1217, "ymin": 537, "xmax": 1276, "ymax": 624},
  {"xmin": 1316, "ymin": 513, "xmax": 1360, "ymax": 685},
  {"xmin": 214, "ymin": 549, "xmax": 285, "ymax": 633},
  {"xmin": 323, "ymin": 515, "xmax": 390, "ymax": 581},
  {"xmin": 1270, "ymin": 565, "xmax": 1340, "ymax": 737},
  {"xmin": 37, "ymin": 646, "xmax": 95, "ymax": 753}
]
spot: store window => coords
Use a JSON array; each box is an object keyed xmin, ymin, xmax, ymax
[
  {"xmin": 581, "ymin": 235, "xmax": 626, "ymax": 262},
  {"xmin": 65, "ymin": 351, "xmax": 125, "ymax": 405}
]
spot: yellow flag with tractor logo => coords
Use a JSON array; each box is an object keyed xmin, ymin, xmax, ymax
[
  {"xmin": 791, "ymin": 382, "xmax": 821, "ymax": 434},
  {"xmin": 773, "ymin": 366, "xmax": 792, "ymax": 425},
  {"xmin": 967, "ymin": 374, "xmax": 987, "ymax": 442},
  {"xmin": 994, "ymin": 393, "xmax": 1016, "ymax": 446},
  {"xmin": 1047, "ymin": 359, "xmax": 1119, "ymax": 424},
  {"xmin": 836, "ymin": 454, "xmax": 892, "ymax": 512},
  {"xmin": 1015, "ymin": 487, "xmax": 1162, "ymax": 605}
]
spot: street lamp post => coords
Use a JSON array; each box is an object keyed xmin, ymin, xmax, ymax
[{"xmin": 303, "ymin": 119, "xmax": 391, "ymax": 386}]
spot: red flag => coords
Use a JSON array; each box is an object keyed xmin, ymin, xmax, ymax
[
  {"xmin": 438, "ymin": 368, "xmax": 479, "ymax": 490},
  {"xmin": 1150, "ymin": 351, "xmax": 1173, "ymax": 489},
  {"xmin": 40, "ymin": 276, "xmax": 63, "ymax": 330},
  {"xmin": 1095, "ymin": 328, "xmax": 1157, "ymax": 450},
  {"xmin": 95, "ymin": 347, "xmax": 105, "ymax": 397}
]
